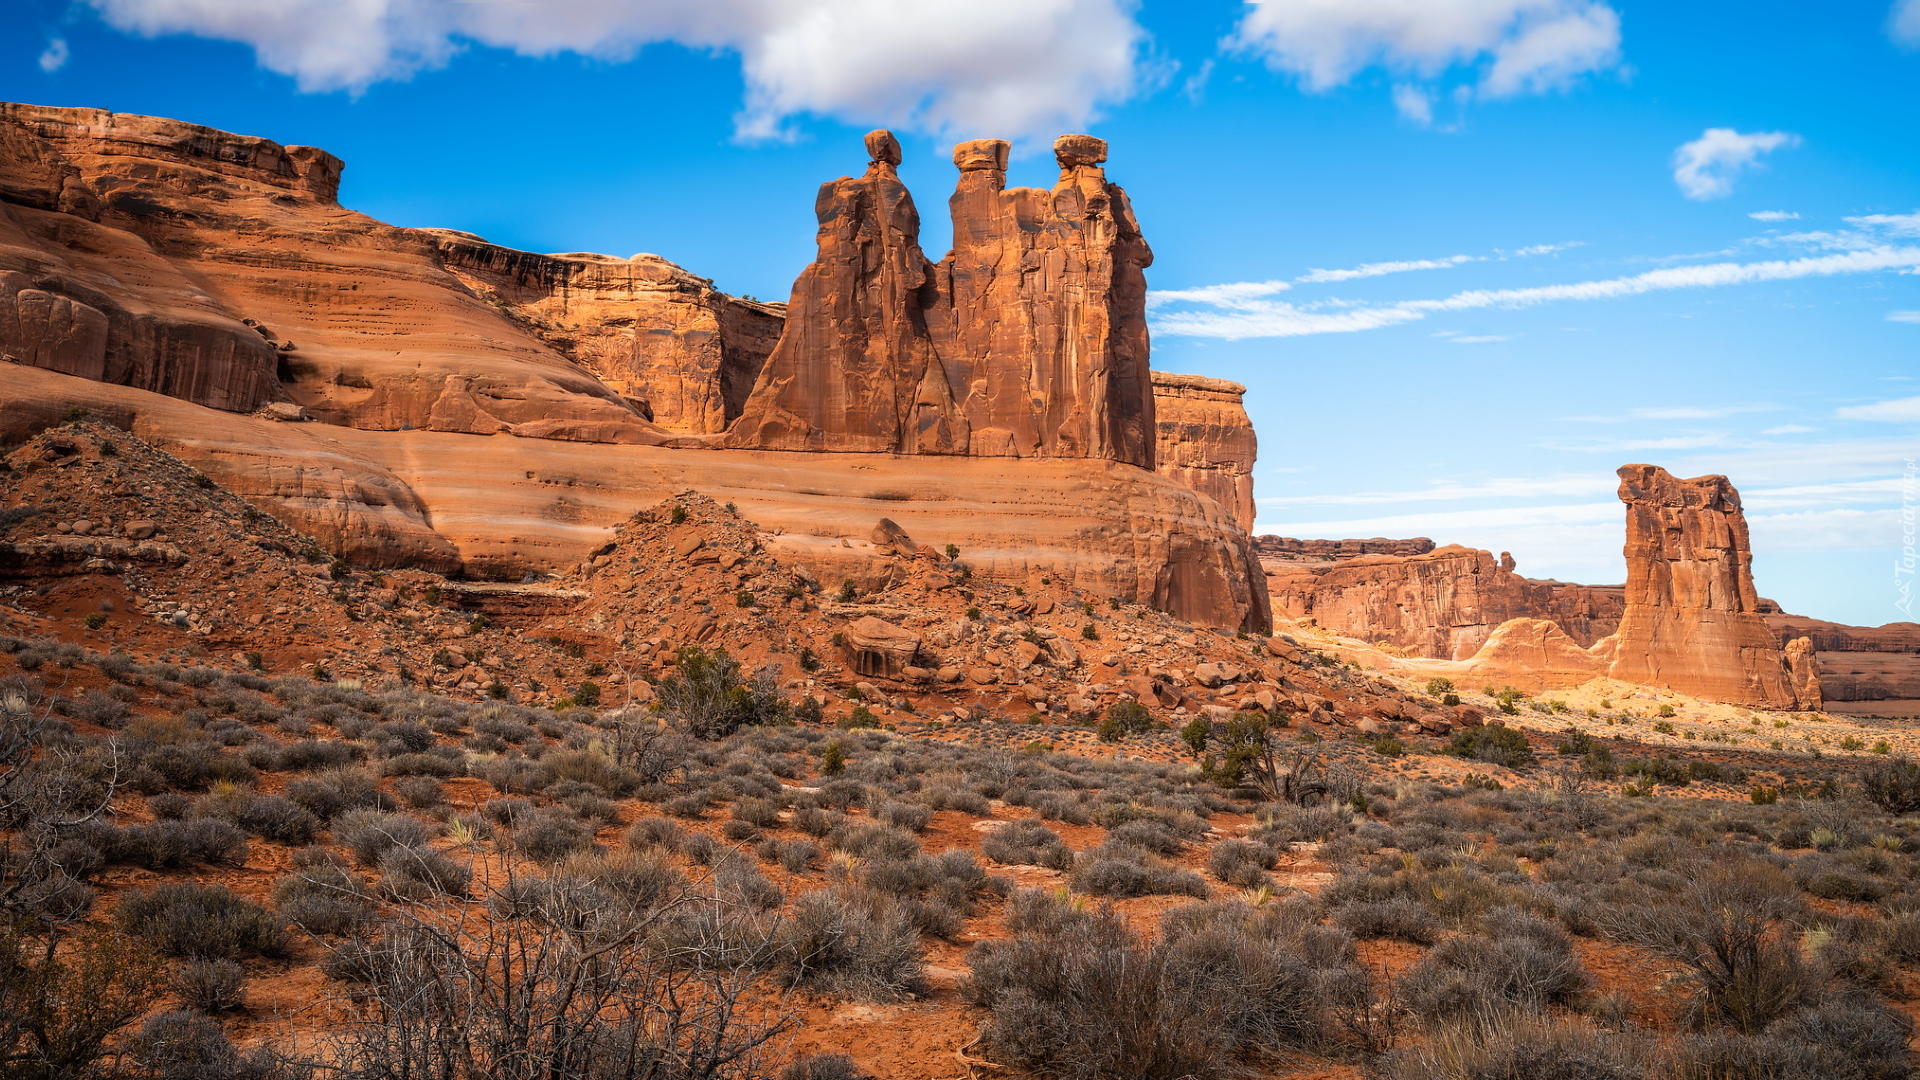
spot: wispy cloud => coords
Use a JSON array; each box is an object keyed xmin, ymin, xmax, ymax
[
  {"xmin": 1672, "ymin": 128, "xmax": 1800, "ymax": 200},
  {"xmin": 1510, "ymin": 242, "xmax": 1583, "ymax": 257},
  {"xmin": 1749, "ymin": 210, "xmax": 1799, "ymax": 222},
  {"xmin": 1629, "ymin": 404, "xmax": 1775, "ymax": 420},
  {"xmin": 1391, "ymin": 83, "xmax": 1433, "ymax": 126},
  {"xmin": 1146, "ymin": 280, "xmax": 1290, "ymax": 309},
  {"xmin": 1447, "ymin": 333, "xmax": 1511, "ymax": 344},
  {"xmin": 1894, "ymin": 0, "xmax": 1920, "ymax": 48},
  {"xmin": 1762, "ymin": 424, "xmax": 1816, "ymax": 434},
  {"xmin": 1155, "ymin": 245, "xmax": 1920, "ymax": 340},
  {"xmin": 1297, "ymin": 254, "xmax": 1479, "ymax": 284},
  {"xmin": 37, "ymin": 37, "xmax": 69, "ymax": 73},
  {"xmin": 1836, "ymin": 396, "xmax": 1920, "ymax": 422},
  {"xmin": 1890, "ymin": 310, "xmax": 1920, "ymax": 323}
]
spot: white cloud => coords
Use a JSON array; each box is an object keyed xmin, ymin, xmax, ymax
[
  {"xmin": 1748, "ymin": 210, "xmax": 1798, "ymax": 221},
  {"xmin": 1889, "ymin": 310, "xmax": 1920, "ymax": 323},
  {"xmin": 1391, "ymin": 83, "xmax": 1433, "ymax": 125},
  {"xmin": 1297, "ymin": 254, "xmax": 1478, "ymax": 283},
  {"xmin": 1836, "ymin": 396, "xmax": 1920, "ymax": 422},
  {"xmin": 1629, "ymin": 404, "xmax": 1774, "ymax": 420},
  {"xmin": 81, "ymin": 0, "xmax": 1147, "ymax": 140},
  {"xmin": 1761, "ymin": 424, "xmax": 1815, "ymax": 434},
  {"xmin": 1510, "ymin": 242, "xmax": 1582, "ymax": 256},
  {"xmin": 1146, "ymin": 280, "xmax": 1291, "ymax": 309},
  {"xmin": 1448, "ymin": 333, "xmax": 1510, "ymax": 343},
  {"xmin": 1849, "ymin": 211, "xmax": 1920, "ymax": 236},
  {"xmin": 38, "ymin": 37, "xmax": 70, "ymax": 73},
  {"xmin": 1894, "ymin": 0, "xmax": 1920, "ymax": 47},
  {"xmin": 1671, "ymin": 128, "xmax": 1800, "ymax": 200},
  {"xmin": 1231, "ymin": 0, "xmax": 1622, "ymax": 101},
  {"xmin": 1155, "ymin": 244, "xmax": 1920, "ymax": 339}
]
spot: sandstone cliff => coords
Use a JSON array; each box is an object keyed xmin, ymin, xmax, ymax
[
  {"xmin": 1260, "ymin": 539, "xmax": 1623, "ymax": 659},
  {"xmin": 927, "ymin": 136, "xmax": 1156, "ymax": 466},
  {"xmin": 1766, "ymin": 612, "xmax": 1920, "ymax": 707},
  {"xmin": 725, "ymin": 131, "xmax": 966, "ymax": 454},
  {"xmin": 1606, "ymin": 464, "xmax": 1799, "ymax": 707},
  {"xmin": 0, "ymin": 105, "xmax": 1270, "ymax": 632},
  {"xmin": 434, "ymin": 236, "xmax": 783, "ymax": 435},
  {"xmin": 1152, "ymin": 372, "xmax": 1255, "ymax": 531}
]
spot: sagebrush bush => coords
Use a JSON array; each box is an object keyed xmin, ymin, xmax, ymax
[
  {"xmin": 775, "ymin": 887, "xmax": 926, "ymax": 1002},
  {"xmin": 377, "ymin": 844, "xmax": 473, "ymax": 900},
  {"xmin": 333, "ymin": 810, "xmax": 432, "ymax": 867},
  {"xmin": 981, "ymin": 819, "xmax": 1073, "ymax": 870},
  {"xmin": 114, "ymin": 883, "xmax": 287, "ymax": 960},
  {"xmin": 513, "ymin": 812, "xmax": 596, "ymax": 863},
  {"xmin": 1332, "ymin": 897, "xmax": 1442, "ymax": 945},
  {"xmin": 173, "ymin": 958, "xmax": 246, "ymax": 1012},
  {"xmin": 1207, "ymin": 838, "xmax": 1278, "ymax": 887},
  {"xmin": 780, "ymin": 1052, "xmax": 871, "ymax": 1080},
  {"xmin": 273, "ymin": 862, "xmax": 376, "ymax": 936}
]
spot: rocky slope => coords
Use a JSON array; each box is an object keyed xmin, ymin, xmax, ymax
[{"xmin": 0, "ymin": 103, "xmax": 1268, "ymax": 631}]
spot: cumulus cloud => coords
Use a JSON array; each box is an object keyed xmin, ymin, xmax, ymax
[
  {"xmin": 38, "ymin": 37, "xmax": 70, "ymax": 72},
  {"xmin": 1836, "ymin": 396, "xmax": 1920, "ymax": 422},
  {"xmin": 1894, "ymin": 0, "xmax": 1920, "ymax": 47},
  {"xmin": 1153, "ymin": 244, "xmax": 1920, "ymax": 339},
  {"xmin": 1230, "ymin": 0, "xmax": 1622, "ymax": 102},
  {"xmin": 1749, "ymin": 210, "xmax": 1798, "ymax": 221},
  {"xmin": 1672, "ymin": 128, "xmax": 1800, "ymax": 200},
  {"xmin": 80, "ymin": 0, "xmax": 1147, "ymax": 140}
]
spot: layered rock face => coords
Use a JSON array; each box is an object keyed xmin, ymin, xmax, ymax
[
  {"xmin": 1260, "ymin": 539, "xmax": 1623, "ymax": 659},
  {"xmin": 927, "ymin": 136, "xmax": 1155, "ymax": 466},
  {"xmin": 1152, "ymin": 372, "xmax": 1255, "ymax": 531},
  {"xmin": 0, "ymin": 101, "xmax": 669, "ymax": 439},
  {"xmin": 0, "ymin": 106, "xmax": 1270, "ymax": 632},
  {"xmin": 1607, "ymin": 464, "xmax": 1799, "ymax": 707},
  {"xmin": 1766, "ymin": 613, "xmax": 1920, "ymax": 707},
  {"xmin": 435, "ymin": 236, "xmax": 783, "ymax": 434},
  {"xmin": 726, "ymin": 131, "xmax": 966, "ymax": 454}
]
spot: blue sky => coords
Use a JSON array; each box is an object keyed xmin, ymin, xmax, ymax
[{"xmin": 6, "ymin": 0, "xmax": 1918, "ymax": 627}]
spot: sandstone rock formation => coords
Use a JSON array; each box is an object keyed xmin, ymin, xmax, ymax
[
  {"xmin": 434, "ymin": 237, "xmax": 783, "ymax": 435},
  {"xmin": 1607, "ymin": 464, "xmax": 1797, "ymax": 707},
  {"xmin": 1152, "ymin": 372, "xmax": 1255, "ymax": 531},
  {"xmin": 1766, "ymin": 613, "xmax": 1920, "ymax": 709},
  {"xmin": 0, "ymin": 104, "xmax": 1271, "ymax": 631},
  {"xmin": 724, "ymin": 131, "xmax": 967, "ymax": 454},
  {"xmin": 1261, "ymin": 540, "xmax": 1623, "ymax": 658},
  {"xmin": 927, "ymin": 135, "xmax": 1155, "ymax": 466}
]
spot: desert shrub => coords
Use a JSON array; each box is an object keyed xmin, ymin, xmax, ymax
[
  {"xmin": 333, "ymin": 810, "xmax": 433, "ymax": 867},
  {"xmin": 1603, "ymin": 861, "xmax": 1818, "ymax": 1033},
  {"xmin": 760, "ymin": 837, "xmax": 822, "ymax": 875},
  {"xmin": 1106, "ymin": 819, "xmax": 1186, "ymax": 856},
  {"xmin": 1667, "ymin": 996, "xmax": 1912, "ymax": 1080},
  {"xmin": 0, "ymin": 926, "xmax": 166, "ymax": 1079},
  {"xmin": 781, "ymin": 1052, "xmax": 872, "ymax": 1080},
  {"xmin": 624, "ymin": 815, "xmax": 684, "ymax": 852},
  {"xmin": 284, "ymin": 768, "xmax": 390, "ymax": 821},
  {"xmin": 1374, "ymin": 1016, "xmax": 1651, "ymax": 1080},
  {"xmin": 483, "ymin": 796, "xmax": 537, "ymax": 829},
  {"xmin": 1398, "ymin": 909, "xmax": 1589, "ymax": 1021},
  {"xmin": 514, "ymin": 812, "xmax": 596, "ymax": 863},
  {"xmin": 100, "ymin": 819, "xmax": 250, "ymax": 869},
  {"xmin": 273, "ymin": 862, "xmax": 377, "ymax": 936},
  {"xmin": 982, "ymin": 819, "xmax": 1073, "ymax": 870},
  {"xmin": 379, "ymin": 751, "xmax": 461, "ymax": 778},
  {"xmin": 562, "ymin": 849, "xmax": 686, "ymax": 910},
  {"xmin": 173, "ymin": 958, "xmax": 246, "ymax": 1012},
  {"xmin": 1333, "ymin": 897, "xmax": 1441, "ymax": 945},
  {"xmin": 922, "ymin": 785, "xmax": 990, "ymax": 815},
  {"xmin": 664, "ymin": 791, "xmax": 712, "ymax": 819},
  {"xmin": 541, "ymin": 748, "xmax": 639, "ymax": 797},
  {"xmin": 1027, "ymin": 791, "xmax": 1092, "ymax": 825},
  {"xmin": 1445, "ymin": 725, "xmax": 1535, "ymax": 770},
  {"xmin": 775, "ymin": 888, "xmax": 926, "ymax": 1001},
  {"xmin": 733, "ymin": 796, "xmax": 783, "ymax": 829},
  {"xmin": 193, "ymin": 790, "xmax": 321, "ymax": 845},
  {"xmin": 826, "ymin": 822, "xmax": 920, "ymax": 862},
  {"xmin": 966, "ymin": 897, "xmax": 1329, "ymax": 1080},
  {"xmin": 476, "ymin": 755, "xmax": 550, "ymax": 795},
  {"xmin": 376, "ymin": 844, "xmax": 473, "ymax": 900},
  {"xmin": 1070, "ymin": 848, "xmax": 1210, "ymax": 899},
  {"xmin": 254, "ymin": 739, "xmax": 364, "ymax": 772},
  {"xmin": 393, "ymin": 776, "xmax": 444, "ymax": 808},
  {"xmin": 1860, "ymin": 756, "xmax": 1920, "ymax": 813},
  {"xmin": 1207, "ymin": 838, "xmax": 1278, "ymax": 887},
  {"xmin": 115, "ymin": 883, "xmax": 287, "ymax": 959},
  {"xmin": 877, "ymin": 800, "xmax": 933, "ymax": 833},
  {"xmin": 656, "ymin": 647, "xmax": 787, "ymax": 740},
  {"xmin": 126, "ymin": 1009, "xmax": 238, "ymax": 1080}
]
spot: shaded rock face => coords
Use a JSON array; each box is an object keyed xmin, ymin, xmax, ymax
[
  {"xmin": 726, "ymin": 130, "xmax": 966, "ymax": 454},
  {"xmin": 927, "ymin": 136, "xmax": 1155, "ymax": 466},
  {"xmin": 1608, "ymin": 464, "xmax": 1798, "ymax": 707},
  {"xmin": 1152, "ymin": 372, "xmax": 1255, "ymax": 531},
  {"xmin": 434, "ymin": 237, "xmax": 782, "ymax": 435},
  {"xmin": 1766, "ymin": 613, "xmax": 1920, "ymax": 705},
  {"xmin": 1261, "ymin": 541, "xmax": 1623, "ymax": 659}
]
